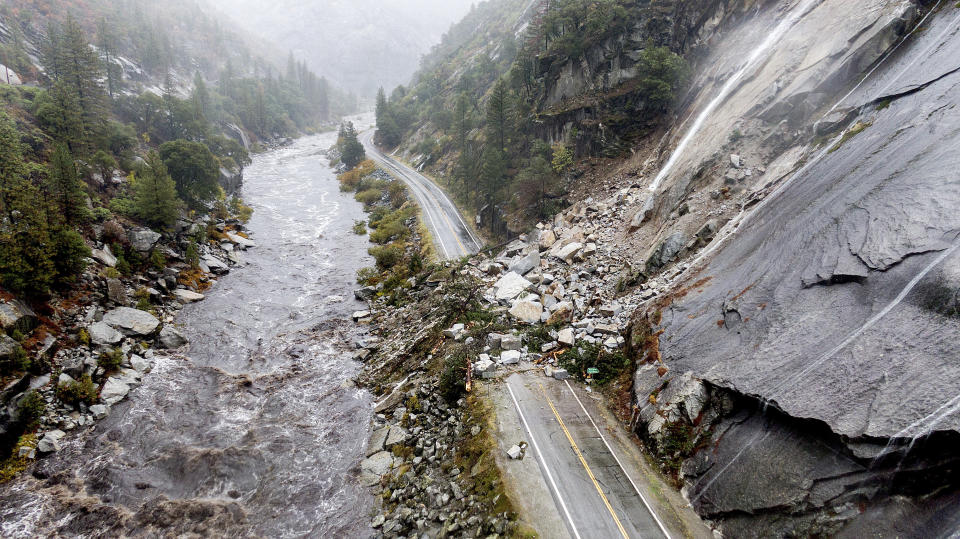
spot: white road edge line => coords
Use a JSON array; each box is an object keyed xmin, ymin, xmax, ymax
[
  {"xmin": 364, "ymin": 136, "xmax": 453, "ymax": 259},
  {"xmin": 507, "ymin": 382, "xmax": 582, "ymax": 539},
  {"xmin": 564, "ymin": 379, "xmax": 673, "ymax": 539}
]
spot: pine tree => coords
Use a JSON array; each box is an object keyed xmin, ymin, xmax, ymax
[
  {"xmin": 96, "ymin": 17, "xmax": 122, "ymax": 98},
  {"xmin": 452, "ymin": 93, "xmax": 472, "ymax": 191},
  {"xmin": 56, "ymin": 17, "xmax": 107, "ymax": 143},
  {"xmin": 0, "ymin": 113, "xmax": 55, "ymax": 296},
  {"xmin": 47, "ymin": 143, "xmax": 88, "ymax": 226},
  {"xmin": 133, "ymin": 151, "xmax": 180, "ymax": 228},
  {"xmin": 338, "ymin": 122, "xmax": 366, "ymax": 169},
  {"xmin": 34, "ymin": 81, "xmax": 85, "ymax": 150},
  {"xmin": 192, "ymin": 71, "xmax": 209, "ymax": 120}
]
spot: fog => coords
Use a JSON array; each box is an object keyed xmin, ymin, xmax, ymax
[{"xmin": 206, "ymin": 0, "xmax": 477, "ymax": 97}]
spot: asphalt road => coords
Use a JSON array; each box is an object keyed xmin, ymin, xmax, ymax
[
  {"xmin": 506, "ymin": 373, "xmax": 672, "ymax": 539},
  {"xmin": 359, "ymin": 130, "xmax": 483, "ymax": 259}
]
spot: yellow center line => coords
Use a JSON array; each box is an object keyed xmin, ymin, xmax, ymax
[{"xmin": 539, "ymin": 382, "xmax": 631, "ymax": 539}]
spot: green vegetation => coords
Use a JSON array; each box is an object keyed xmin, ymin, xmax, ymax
[
  {"xmin": 336, "ymin": 122, "xmax": 366, "ymax": 169},
  {"xmin": 829, "ymin": 121, "xmax": 872, "ymax": 153},
  {"xmin": 15, "ymin": 391, "xmax": 45, "ymax": 429},
  {"xmin": 56, "ymin": 374, "xmax": 98, "ymax": 407},
  {"xmin": 97, "ymin": 347, "xmax": 124, "ymax": 372},
  {"xmin": 159, "ymin": 140, "xmax": 220, "ymax": 208},
  {"xmin": 559, "ymin": 342, "xmax": 630, "ymax": 385},
  {"xmin": 375, "ymin": 0, "xmax": 689, "ymax": 237}
]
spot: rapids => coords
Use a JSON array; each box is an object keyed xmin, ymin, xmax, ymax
[{"xmin": 0, "ymin": 131, "xmax": 376, "ymax": 537}]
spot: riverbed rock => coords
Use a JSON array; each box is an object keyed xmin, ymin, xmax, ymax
[
  {"xmin": 367, "ymin": 426, "xmax": 391, "ymax": 457},
  {"xmin": 493, "ymin": 272, "xmax": 533, "ymax": 302},
  {"xmin": 225, "ymin": 232, "xmax": 256, "ymax": 249},
  {"xmin": 100, "ymin": 376, "xmax": 131, "ymax": 405},
  {"xmin": 202, "ymin": 255, "xmax": 229, "ymax": 274},
  {"xmin": 90, "ymin": 404, "xmax": 109, "ymax": 420},
  {"xmin": 89, "ymin": 322, "xmax": 123, "ymax": 346},
  {"xmin": 157, "ymin": 326, "xmax": 187, "ymax": 349},
  {"xmin": 173, "ymin": 289, "xmax": 205, "ymax": 303},
  {"xmin": 37, "ymin": 430, "xmax": 66, "ymax": 453},
  {"xmin": 361, "ymin": 451, "xmax": 394, "ymax": 476},
  {"xmin": 102, "ymin": 307, "xmax": 160, "ymax": 336},
  {"xmin": 129, "ymin": 228, "xmax": 161, "ymax": 253}
]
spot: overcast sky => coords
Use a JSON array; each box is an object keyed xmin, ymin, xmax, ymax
[{"xmin": 206, "ymin": 0, "xmax": 477, "ymax": 96}]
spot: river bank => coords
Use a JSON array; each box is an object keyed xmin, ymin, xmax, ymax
[{"xmin": 0, "ymin": 131, "xmax": 378, "ymax": 536}]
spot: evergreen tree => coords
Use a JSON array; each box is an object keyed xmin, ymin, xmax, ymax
[
  {"xmin": 338, "ymin": 122, "xmax": 366, "ymax": 169},
  {"xmin": 34, "ymin": 82, "xmax": 85, "ymax": 150},
  {"xmin": 49, "ymin": 226, "xmax": 90, "ymax": 287},
  {"xmin": 159, "ymin": 139, "xmax": 220, "ymax": 208},
  {"xmin": 47, "ymin": 144, "xmax": 88, "ymax": 226},
  {"xmin": 452, "ymin": 92, "xmax": 473, "ymax": 191},
  {"xmin": 48, "ymin": 17, "xmax": 107, "ymax": 146},
  {"xmin": 191, "ymin": 71, "xmax": 209, "ymax": 121},
  {"xmin": 0, "ymin": 114, "xmax": 55, "ymax": 296},
  {"xmin": 96, "ymin": 17, "xmax": 122, "ymax": 98},
  {"xmin": 133, "ymin": 151, "xmax": 180, "ymax": 228}
]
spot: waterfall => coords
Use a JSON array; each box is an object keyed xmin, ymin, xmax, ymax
[{"xmin": 647, "ymin": 0, "xmax": 820, "ymax": 194}]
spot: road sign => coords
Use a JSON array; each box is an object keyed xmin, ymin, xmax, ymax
[{"xmin": 587, "ymin": 368, "xmax": 600, "ymax": 375}]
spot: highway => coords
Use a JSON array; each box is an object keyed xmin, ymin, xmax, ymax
[
  {"xmin": 506, "ymin": 373, "xmax": 673, "ymax": 539},
  {"xmin": 359, "ymin": 130, "xmax": 483, "ymax": 259}
]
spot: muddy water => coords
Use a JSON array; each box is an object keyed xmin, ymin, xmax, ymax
[{"xmin": 0, "ymin": 132, "xmax": 375, "ymax": 537}]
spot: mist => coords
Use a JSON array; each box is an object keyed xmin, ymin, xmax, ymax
[{"xmin": 206, "ymin": 0, "xmax": 477, "ymax": 97}]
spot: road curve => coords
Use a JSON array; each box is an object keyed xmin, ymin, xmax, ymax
[
  {"xmin": 360, "ymin": 130, "xmax": 483, "ymax": 259},
  {"xmin": 506, "ymin": 373, "xmax": 672, "ymax": 539}
]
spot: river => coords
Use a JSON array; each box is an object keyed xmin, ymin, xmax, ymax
[{"xmin": 0, "ymin": 129, "xmax": 376, "ymax": 537}]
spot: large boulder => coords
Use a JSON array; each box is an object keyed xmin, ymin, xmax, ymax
[
  {"xmin": 157, "ymin": 326, "xmax": 187, "ymax": 349},
  {"xmin": 509, "ymin": 298, "xmax": 543, "ymax": 324},
  {"xmin": 0, "ymin": 300, "xmax": 37, "ymax": 334},
  {"xmin": 508, "ymin": 251, "xmax": 540, "ymax": 276},
  {"xmin": 102, "ymin": 307, "xmax": 160, "ymax": 337},
  {"xmin": 493, "ymin": 272, "xmax": 533, "ymax": 302},
  {"xmin": 88, "ymin": 322, "xmax": 123, "ymax": 346},
  {"xmin": 100, "ymin": 376, "xmax": 130, "ymax": 405},
  {"xmin": 173, "ymin": 289, "xmax": 205, "ymax": 303},
  {"xmin": 90, "ymin": 246, "xmax": 117, "ymax": 267},
  {"xmin": 106, "ymin": 278, "xmax": 128, "ymax": 304},
  {"xmin": 37, "ymin": 430, "xmax": 66, "ymax": 453},
  {"xmin": 226, "ymin": 232, "xmax": 256, "ymax": 250},
  {"xmin": 0, "ymin": 334, "xmax": 19, "ymax": 360},
  {"xmin": 646, "ymin": 232, "xmax": 688, "ymax": 273},
  {"xmin": 129, "ymin": 228, "xmax": 162, "ymax": 253}
]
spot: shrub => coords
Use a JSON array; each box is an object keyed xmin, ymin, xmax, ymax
[
  {"xmin": 439, "ymin": 351, "xmax": 469, "ymax": 404},
  {"xmin": 77, "ymin": 328, "xmax": 90, "ymax": 346},
  {"xmin": 229, "ymin": 196, "xmax": 254, "ymax": 222},
  {"xmin": 337, "ymin": 160, "xmax": 376, "ymax": 191},
  {"xmin": 1, "ymin": 345, "xmax": 30, "ymax": 375},
  {"xmin": 56, "ymin": 374, "xmax": 98, "ymax": 406},
  {"xmin": 150, "ymin": 250, "xmax": 166, "ymax": 270},
  {"xmin": 101, "ymin": 220, "xmax": 127, "ymax": 244},
  {"xmin": 102, "ymin": 267, "xmax": 121, "ymax": 279},
  {"xmin": 185, "ymin": 240, "xmax": 200, "ymax": 269},
  {"xmin": 98, "ymin": 347, "xmax": 124, "ymax": 372},
  {"xmin": 354, "ymin": 188, "xmax": 383, "ymax": 207},
  {"xmin": 369, "ymin": 244, "xmax": 404, "ymax": 271},
  {"xmin": 16, "ymin": 391, "xmax": 45, "ymax": 428},
  {"xmin": 559, "ymin": 342, "xmax": 629, "ymax": 385},
  {"xmin": 352, "ymin": 220, "xmax": 367, "ymax": 235}
]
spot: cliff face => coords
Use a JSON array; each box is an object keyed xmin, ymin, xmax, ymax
[{"xmin": 621, "ymin": 0, "xmax": 960, "ymax": 535}]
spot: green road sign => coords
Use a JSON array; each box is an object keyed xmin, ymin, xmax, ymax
[{"xmin": 586, "ymin": 368, "xmax": 600, "ymax": 375}]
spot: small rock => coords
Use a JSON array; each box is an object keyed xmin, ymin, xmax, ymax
[
  {"xmin": 506, "ymin": 444, "xmax": 523, "ymax": 459},
  {"xmin": 500, "ymin": 334, "xmax": 521, "ymax": 351},
  {"xmin": 90, "ymin": 404, "xmax": 110, "ymax": 420},
  {"xmin": 558, "ymin": 328, "xmax": 575, "ymax": 347},
  {"xmin": 352, "ymin": 310, "xmax": 372, "ymax": 322},
  {"xmin": 173, "ymin": 289, "xmax": 205, "ymax": 303},
  {"xmin": 509, "ymin": 299, "xmax": 542, "ymax": 324},
  {"xmin": 552, "ymin": 368, "xmax": 570, "ymax": 380}
]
